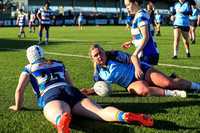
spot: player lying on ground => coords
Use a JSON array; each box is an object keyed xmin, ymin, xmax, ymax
[
  {"xmin": 9, "ymin": 45, "xmax": 154, "ymax": 133},
  {"xmin": 81, "ymin": 44, "xmax": 200, "ymax": 97}
]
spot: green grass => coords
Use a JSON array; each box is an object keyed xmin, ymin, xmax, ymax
[{"xmin": 0, "ymin": 26, "xmax": 200, "ymax": 133}]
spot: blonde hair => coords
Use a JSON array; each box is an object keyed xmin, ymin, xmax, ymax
[{"xmin": 89, "ymin": 44, "xmax": 115, "ymax": 73}]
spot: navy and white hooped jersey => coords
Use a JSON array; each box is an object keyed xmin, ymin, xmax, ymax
[
  {"xmin": 190, "ymin": 8, "xmax": 200, "ymax": 20},
  {"xmin": 155, "ymin": 14, "xmax": 162, "ymax": 23},
  {"xmin": 22, "ymin": 60, "xmax": 68, "ymax": 107},
  {"xmin": 131, "ymin": 9, "xmax": 159, "ymax": 58},
  {"xmin": 30, "ymin": 14, "xmax": 36, "ymax": 22},
  {"xmin": 172, "ymin": 1, "xmax": 192, "ymax": 26},
  {"xmin": 17, "ymin": 14, "xmax": 26, "ymax": 26},
  {"xmin": 38, "ymin": 7, "xmax": 53, "ymax": 24}
]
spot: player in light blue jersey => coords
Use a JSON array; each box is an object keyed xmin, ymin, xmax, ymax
[
  {"xmin": 81, "ymin": 44, "xmax": 200, "ymax": 97},
  {"xmin": 29, "ymin": 11, "xmax": 36, "ymax": 33},
  {"xmin": 37, "ymin": 2, "xmax": 53, "ymax": 45},
  {"xmin": 78, "ymin": 12, "xmax": 83, "ymax": 30},
  {"xmin": 9, "ymin": 45, "xmax": 155, "ymax": 132},
  {"xmin": 171, "ymin": 0, "xmax": 192, "ymax": 59},
  {"xmin": 154, "ymin": 10, "xmax": 163, "ymax": 36},
  {"xmin": 189, "ymin": 2, "xmax": 200, "ymax": 44},
  {"xmin": 16, "ymin": 9, "xmax": 26, "ymax": 38},
  {"xmin": 125, "ymin": 12, "xmax": 132, "ymax": 31},
  {"xmin": 121, "ymin": 0, "xmax": 159, "ymax": 65}
]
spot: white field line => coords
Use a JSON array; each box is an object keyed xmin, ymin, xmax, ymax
[{"xmin": 1, "ymin": 47, "xmax": 200, "ymax": 70}]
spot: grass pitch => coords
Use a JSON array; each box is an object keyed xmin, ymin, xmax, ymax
[{"xmin": 0, "ymin": 26, "xmax": 200, "ymax": 133}]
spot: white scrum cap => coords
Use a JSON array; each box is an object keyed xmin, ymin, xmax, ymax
[{"xmin": 26, "ymin": 45, "xmax": 45, "ymax": 63}]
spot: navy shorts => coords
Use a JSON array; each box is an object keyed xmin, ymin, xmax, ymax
[
  {"xmin": 140, "ymin": 53, "xmax": 159, "ymax": 65},
  {"xmin": 126, "ymin": 62, "xmax": 151, "ymax": 89},
  {"xmin": 42, "ymin": 85, "xmax": 87, "ymax": 108},
  {"xmin": 190, "ymin": 20, "xmax": 197, "ymax": 27},
  {"xmin": 174, "ymin": 25, "xmax": 189, "ymax": 32}
]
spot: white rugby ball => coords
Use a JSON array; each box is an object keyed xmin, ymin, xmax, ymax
[{"xmin": 94, "ymin": 81, "xmax": 113, "ymax": 97}]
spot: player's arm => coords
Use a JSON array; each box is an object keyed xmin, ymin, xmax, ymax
[
  {"xmin": 16, "ymin": 17, "xmax": 19, "ymax": 24},
  {"xmin": 9, "ymin": 73, "xmax": 30, "ymax": 110},
  {"xmin": 64, "ymin": 71, "xmax": 74, "ymax": 86},
  {"xmin": 121, "ymin": 41, "xmax": 134, "ymax": 49},
  {"xmin": 133, "ymin": 25, "xmax": 149, "ymax": 56},
  {"xmin": 129, "ymin": 55, "xmax": 143, "ymax": 80},
  {"xmin": 36, "ymin": 12, "xmax": 42, "ymax": 22}
]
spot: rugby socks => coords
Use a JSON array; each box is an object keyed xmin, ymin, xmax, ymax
[
  {"xmin": 55, "ymin": 115, "xmax": 62, "ymax": 126},
  {"xmin": 174, "ymin": 51, "xmax": 178, "ymax": 56},
  {"xmin": 186, "ymin": 49, "xmax": 190, "ymax": 54},
  {"xmin": 29, "ymin": 26, "xmax": 32, "ymax": 32},
  {"xmin": 116, "ymin": 111, "xmax": 126, "ymax": 122},
  {"xmin": 39, "ymin": 32, "xmax": 42, "ymax": 38},
  {"xmin": 190, "ymin": 82, "xmax": 200, "ymax": 90}
]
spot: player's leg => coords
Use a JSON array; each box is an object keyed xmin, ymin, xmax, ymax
[
  {"xmin": 157, "ymin": 23, "xmax": 161, "ymax": 36},
  {"xmin": 43, "ymin": 100, "xmax": 71, "ymax": 133},
  {"xmin": 191, "ymin": 26, "xmax": 196, "ymax": 44},
  {"xmin": 182, "ymin": 30, "xmax": 190, "ymax": 57},
  {"xmin": 44, "ymin": 25, "xmax": 49, "ymax": 45},
  {"xmin": 72, "ymin": 98, "xmax": 153, "ymax": 127},
  {"xmin": 18, "ymin": 26, "xmax": 23, "ymax": 38},
  {"xmin": 80, "ymin": 22, "xmax": 83, "ymax": 30},
  {"xmin": 172, "ymin": 28, "xmax": 181, "ymax": 59},
  {"xmin": 29, "ymin": 22, "xmax": 32, "ymax": 32},
  {"xmin": 38, "ymin": 24, "xmax": 44, "ymax": 44},
  {"xmin": 145, "ymin": 67, "xmax": 200, "ymax": 94}
]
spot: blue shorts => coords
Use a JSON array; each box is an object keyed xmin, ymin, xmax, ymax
[
  {"xmin": 126, "ymin": 61, "xmax": 151, "ymax": 88},
  {"xmin": 140, "ymin": 53, "xmax": 159, "ymax": 65},
  {"xmin": 42, "ymin": 85, "xmax": 87, "ymax": 108}
]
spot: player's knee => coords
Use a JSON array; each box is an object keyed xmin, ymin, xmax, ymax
[{"xmin": 129, "ymin": 87, "xmax": 150, "ymax": 96}]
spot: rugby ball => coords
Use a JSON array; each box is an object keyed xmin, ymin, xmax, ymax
[{"xmin": 94, "ymin": 81, "xmax": 113, "ymax": 97}]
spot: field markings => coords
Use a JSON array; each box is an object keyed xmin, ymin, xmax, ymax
[{"xmin": 1, "ymin": 47, "xmax": 200, "ymax": 70}]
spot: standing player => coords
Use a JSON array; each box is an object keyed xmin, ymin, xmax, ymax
[
  {"xmin": 78, "ymin": 12, "xmax": 83, "ymax": 30},
  {"xmin": 121, "ymin": 0, "xmax": 159, "ymax": 65},
  {"xmin": 154, "ymin": 10, "xmax": 163, "ymax": 36},
  {"xmin": 189, "ymin": 2, "xmax": 200, "ymax": 44},
  {"xmin": 9, "ymin": 45, "xmax": 154, "ymax": 133},
  {"xmin": 37, "ymin": 2, "xmax": 53, "ymax": 45},
  {"xmin": 170, "ymin": 0, "xmax": 192, "ymax": 59},
  {"xmin": 29, "ymin": 11, "xmax": 36, "ymax": 33},
  {"xmin": 16, "ymin": 9, "xmax": 26, "ymax": 38},
  {"xmin": 125, "ymin": 12, "xmax": 132, "ymax": 32}
]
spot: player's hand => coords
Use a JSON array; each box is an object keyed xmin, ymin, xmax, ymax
[
  {"xmin": 9, "ymin": 105, "xmax": 20, "ymax": 111},
  {"xmin": 178, "ymin": 11, "xmax": 182, "ymax": 14},
  {"xmin": 135, "ymin": 68, "xmax": 144, "ymax": 80},
  {"xmin": 170, "ymin": 16, "xmax": 175, "ymax": 22},
  {"xmin": 80, "ymin": 88, "xmax": 94, "ymax": 95},
  {"xmin": 121, "ymin": 42, "xmax": 133, "ymax": 49}
]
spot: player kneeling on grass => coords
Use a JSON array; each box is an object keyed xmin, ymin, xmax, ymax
[
  {"xmin": 9, "ymin": 45, "xmax": 154, "ymax": 133},
  {"xmin": 81, "ymin": 44, "xmax": 200, "ymax": 97}
]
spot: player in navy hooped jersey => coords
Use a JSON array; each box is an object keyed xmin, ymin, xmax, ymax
[
  {"xmin": 9, "ymin": 45, "xmax": 154, "ymax": 132},
  {"xmin": 37, "ymin": 2, "xmax": 53, "ymax": 45},
  {"xmin": 16, "ymin": 9, "xmax": 26, "ymax": 38},
  {"xmin": 121, "ymin": 0, "xmax": 159, "ymax": 65}
]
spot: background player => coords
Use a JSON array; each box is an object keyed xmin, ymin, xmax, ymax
[
  {"xmin": 154, "ymin": 10, "xmax": 163, "ymax": 36},
  {"xmin": 37, "ymin": 2, "xmax": 53, "ymax": 45},
  {"xmin": 125, "ymin": 12, "xmax": 132, "ymax": 32},
  {"xmin": 9, "ymin": 45, "xmax": 154, "ymax": 133},
  {"xmin": 29, "ymin": 11, "xmax": 36, "ymax": 33},
  {"xmin": 78, "ymin": 12, "xmax": 83, "ymax": 30},
  {"xmin": 170, "ymin": 0, "xmax": 192, "ymax": 59},
  {"xmin": 16, "ymin": 9, "xmax": 26, "ymax": 38}
]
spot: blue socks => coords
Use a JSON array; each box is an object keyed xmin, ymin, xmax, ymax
[
  {"xmin": 56, "ymin": 115, "xmax": 62, "ymax": 126},
  {"xmin": 116, "ymin": 111, "xmax": 126, "ymax": 122}
]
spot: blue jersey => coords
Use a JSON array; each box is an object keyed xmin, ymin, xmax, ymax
[
  {"xmin": 17, "ymin": 14, "xmax": 26, "ymax": 26},
  {"xmin": 155, "ymin": 14, "xmax": 162, "ymax": 23},
  {"xmin": 22, "ymin": 60, "xmax": 68, "ymax": 108},
  {"xmin": 125, "ymin": 16, "xmax": 132, "ymax": 24},
  {"xmin": 190, "ymin": 8, "xmax": 200, "ymax": 20},
  {"xmin": 38, "ymin": 7, "xmax": 53, "ymax": 24},
  {"xmin": 93, "ymin": 51, "xmax": 150, "ymax": 88},
  {"xmin": 78, "ymin": 15, "xmax": 83, "ymax": 23},
  {"xmin": 172, "ymin": 1, "xmax": 192, "ymax": 26},
  {"xmin": 131, "ymin": 9, "xmax": 159, "ymax": 58}
]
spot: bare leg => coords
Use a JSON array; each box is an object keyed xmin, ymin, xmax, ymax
[
  {"xmin": 173, "ymin": 28, "xmax": 181, "ymax": 57},
  {"xmin": 72, "ymin": 98, "xmax": 121, "ymax": 122},
  {"xmin": 43, "ymin": 100, "xmax": 71, "ymax": 124}
]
